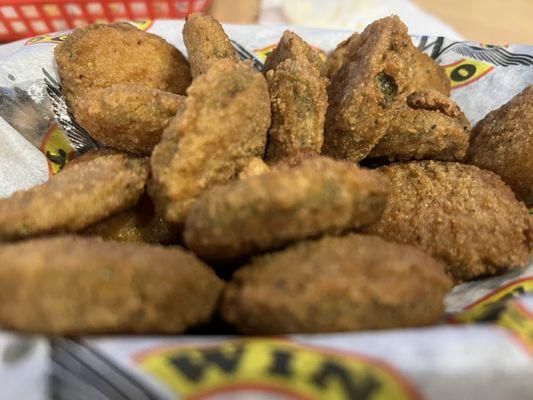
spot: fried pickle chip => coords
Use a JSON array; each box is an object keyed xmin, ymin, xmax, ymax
[
  {"xmin": 364, "ymin": 161, "xmax": 532, "ymax": 282},
  {"xmin": 150, "ymin": 59, "xmax": 270, "ymax": 224},
  {"xmin": 263, "ymin": 30, "xmax": 326, "ymax": 77},
  {"xmin": 467, "ymin": 85, "xmax": 533, "ymax": 205},
  {"xmin": 55, "ymin": 23, "xmax": 191, "ymax": 107},
  {"xmin": 367, "ymin": 90, "xmax": 471, "ymax": 161},
  {"xmin": 410, "ymin": 51, "xmax": 450, "ymax": 95},
  {"xmin": 323, "ymin": 16, "xmax": 415, "ymax": 161},
  {"xmin": 184, "ymin": 157, "xmax": 389, "ymax": 263},
  {"xmin": 221, "ymin": 234, "xmax": 450, "ymax": 334},
  {"xmin": 83, "ymin": 193, "xmax": 179, "ymax": 244},
  {"xmin": 0, "ymin": 152, "xmax": 148, "ymax": 240},
  {"xmin": 183, "ymin": 13, "xmax": 239, "ymax": 78},
  {"xmin": 265, "ymin": 58, "xmax": 328, "ymax": 163},
  {"xmin": 0, "ymin": 236, "xmax": 223, "ymax": 334},
  {"xmin": 74, "ymin": 85, "xmax": 186, "ymax": 154}
]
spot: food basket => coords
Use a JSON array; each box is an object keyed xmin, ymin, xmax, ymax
[{"xmin": 0, "ymin": 0, "xmax": 209, "ymax": 41}]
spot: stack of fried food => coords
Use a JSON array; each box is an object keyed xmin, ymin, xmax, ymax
[{"xmin": 0, "ymin": 14, "xmax": 531, "ymax": 336}]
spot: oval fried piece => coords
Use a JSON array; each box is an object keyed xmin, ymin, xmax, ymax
[
  {"xmin": 0, "ymin": 236, "xmax": 223, "ymax": 334},
  {"xmin": 149, "ymin": 60, "xmax": 271, "ymax": 224},
  {"xmin": 263, "ymin": 30, "xmax": 326, "ymax": 77},
  {"xmin": 367, "ymin": 90, "xmax": 471, "ymax": 161},
  {"xmin": 184, "ymin": 157, "xmax": 389, "ymax": 263},
  {"xmin": 0, "ymin": 152, "xmax": 148, "ymax": 240},
  {"xmin": 364, "ymin": 161, "xmax": 532, "ymax": 282},
  {"xmin": 221, "ymin": 234, "xmax": 450, "ymax": 334},
  {"xmin": 55, "ymin": 22, "xmax": 191, "ymax": 106},
  {"xmin": 323, "ymin": 16, "xmax": 416, "ymax": 161},
  {"xmin": 74, "ymin": 85, "xmax": 186, "ymax": 155},
  {"xmin": 183, "ymin": 12, "xmax": 239, "ymax": 78},
  {"xmin": 265, "ymin": 59, "xmax": 328, "ymax": 163},
  {"xmin": 466, "ymin": 85, "xmax": 533, "ymax": 205}
]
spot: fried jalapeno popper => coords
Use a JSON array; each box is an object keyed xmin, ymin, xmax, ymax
[
  {"xmin": 150, "ymin": 59, "xmax": 271, "ymax": 224},
  {"xmin": 0, "ymin": 152, "xmax": 148, "ymax": 241},
  {"xmin": 467, "ymin": 85, "xmax": 533, "ymax": 205},
  {"xmin": 183, "ymin": 13, "xmax": 239, "ymax": 78},
  {"xmin": 184, "ymin": 157, "xmax": 389, "ymax": 263},
  {"xmin": 74, "ymin": 85, "xmax": 186, "ymax": 154},
  {"xmin": 365, "ymin": 161, "xmax": 532, "ymax": 282},
  {"xmin": 221, "ymin": 234, "xmax": 450, "ymax": 334},
  {"xmin": 0, "ymin": 236, "xmax": 223, "ymax": 334}
]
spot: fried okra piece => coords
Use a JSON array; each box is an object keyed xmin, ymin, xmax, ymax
[
  {"xmin": 466, "ymin": 85, "xmax": 533, "ymax": 205},
  {"xmin": 149, "ymin": 60, "xmax": 270, "ymax": 224},
  {"xmin": 364, "ymin": 161, "xmax": 532, "ymax": 282},
  {"xmin": 263, "ymin": 30, "xmax": 326, "ymax": 77},
  {"xmin": 55, "ymin": 22, "xmax": 191, "ymax": 107},
  {"xmin": 265, "ymin": 59, "xmax": 328, "ymax": 163},
  {"xmin": 74, "ymin": 85, "xmax": 186, "ymax": 154},
  {"xmin": 184, "ymin": 157, "xmax": 389, "ymax": 263},
  {"xmin": 367, "ymin": 90, "xmax": 471, "ymax": 161},
  {"xmin": 182, "ymin": 13, "xmax": 239, "ymax": 78},
  {"xmin": 0, "ymin": 236, "xmax": 223, "ymax": 334},
  {"xmin": 221, "ymin": 234, "xmax": 450, "ymax": 334}
]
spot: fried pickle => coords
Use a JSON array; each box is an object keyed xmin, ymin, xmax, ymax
[
  {"xmin": 184, "ymin": 157, "xmax": 389, "ymax": 263},
  {"xmin": 55, "ymin": 23, "xmax": 191, "ymax": 107},
  {"xmin": 0, "ymin": 236, "xmax": 223, "ymax": 334},
  {"xmin": 410, "ymin": 51, "xmax": 450, "ymax": 95},
  {"xmin": 466, "ymin": 85, "xmax": 533, "ymax": 205},
  {"xmin": 150, "ymin": 59, "xmax": 270, "ymax": 224},
  {"xmin": 265, "ymin": 58, "xmax": 328, "ymax": 163},
  {"xmin": 221, "ymin": 234, "xmax": 450, "ymax": 334},
  {"xmin": 0, "ymin": 152, "xmax": 148, "ymax": 240},
  {"xmin": 74, "ymin": 85, "xmax": 186, "ymax": 154},
  {"xmin": 183, "ymin": 13, "xmax": 239, "ymax": 78},
  {"xmin": 323, "ymin": 16, "xmax": 415, "ymax": 161},
  {"xmin": 263, "ymin": 30, "xmax": 326, "ymax": 77},
  {"xmin": 364, "ymin": 161, "xmax": 532, "ymax": 282},
  {"xmin": 325, "ymin": 36, "xmax": 352, "ymax": 80},
  {"xmin": 367, "ymin": 90, "xmax": 471, "ymax": 161}
]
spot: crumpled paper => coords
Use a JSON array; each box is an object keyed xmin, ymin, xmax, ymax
[{"xmin": 0, "ymin": 19, "xmax": 532, "ymax": 400}]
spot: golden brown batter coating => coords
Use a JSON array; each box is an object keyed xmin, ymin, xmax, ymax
[
  {"xmin": 221, "ymin": 234, "xmax": 450, "ymax": 334},
  {"xmin": 410, "ymin": 51, "xmax": 450, "ymax": 95},
  {"xmin": 184, "ymin": 157, "xmax": 389, "ymax": 262},
  {"xmin": 83, "ymin": 194, "xmax": 179, "ymax": 244},
  {"xmin": 0, "ymin": 236, "xmax": 223, "ymax": 334},
  {"xmin": 325, "ymin": 36, "xmax": 352, "ymax": 80},
  {"xmin": 466, "ymin": 85, "xmax": 533, "ymax": 205},
  {"xmin": 323, "ymin": 16, "xmax": 416, "ymax": 161},
  {"xmin": 367, "ymin": 90, "xmax": 471, "ymax": 161},
  {"xmin": 182, "ymin": 12, "xmax": 239, "ymax": 78},
  {"xmin": 0, "ymin": 152, "xmax": 148, "ymax": 240},
  {"xmin": 149, "ymin": 60, "xmax": 270, "ymax": 224},
  {"xmin": 74, "ymin": 85, "xmax": 185, "ymax": 155},
  {"xmin": 265, "ymin": 59, "xmax": 328, "ymax": 163},
  {"xmin": 263, "ymin": 30, "xmax": 326, "ymax": 77},
  {"xmin": 364, "ymin": 161, "xmax": 532, "ymax": 282},
  {"xmin": 238, "ymin": 157, "xmax": 270, "ymax": 179},
  {"xmin": 55, "ymin": 23, "xmax": 191, "ymax": 107}
]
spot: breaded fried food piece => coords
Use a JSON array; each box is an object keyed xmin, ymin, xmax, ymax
[
  {"xmin": 325, "ymin": 36, "xmax": 352, "ymax": 80},
  {"xmin": 367, "ymin": 90, "xmax": 471, "ymax": 161},
  {"xmin": 0, "ymin": 236, "xmax": 223, "ymax": 334},
  {"xmin": 184, "ymin": 157, "xmax": 389, "ymax": 262},
  {"xmin": 74, "ymin": 85, "xmax": 186, "ymax": 155},
  {"xmin": 64, "ymin": 148, "xmax": 119, "ymax": 170},
  {"xmin": 410, "ymin": 51, "xmax": 450, "ymax": 95},
  {"xmin": 183, "ymin": 13, "xmax": 239, "ymax": 78},
  {"xmin": 221, "ymin": 234, "xmax": 450, "ymax": 334},
  {"xmin": 150, "ymin": 60, "xmax": 270, "ymax": 224},
  {"xmin": 238, "ymin": 157, "xmax": 270, "ymax": 179},
  {"xmin": 364, "ymin": 161, "xmax": 532, "ymax": 282},
  {"xmin": 55, "ymin": 23, "xmax": 191, "ymax": 106},
  {"xmin": 323, "ymin": 16, "xmax": 416, "ymax": 161},
  {"xmin": 263, "ymin": 30, "xmax": 326, "ymax": 77},
  {"xmin": 265, "ymin": 59, "xmax": 328, "ymax": 163},
  {"xmin": 0, "ymin": 152, "xmax": 148, "ymax": 240},
  {"xmin": 466, "ymin": 85, "xmax": 533, "ymax": 205},
  {"xmin": 84, "ymin": 194, "xmax": 179, "ymax": 244}
]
